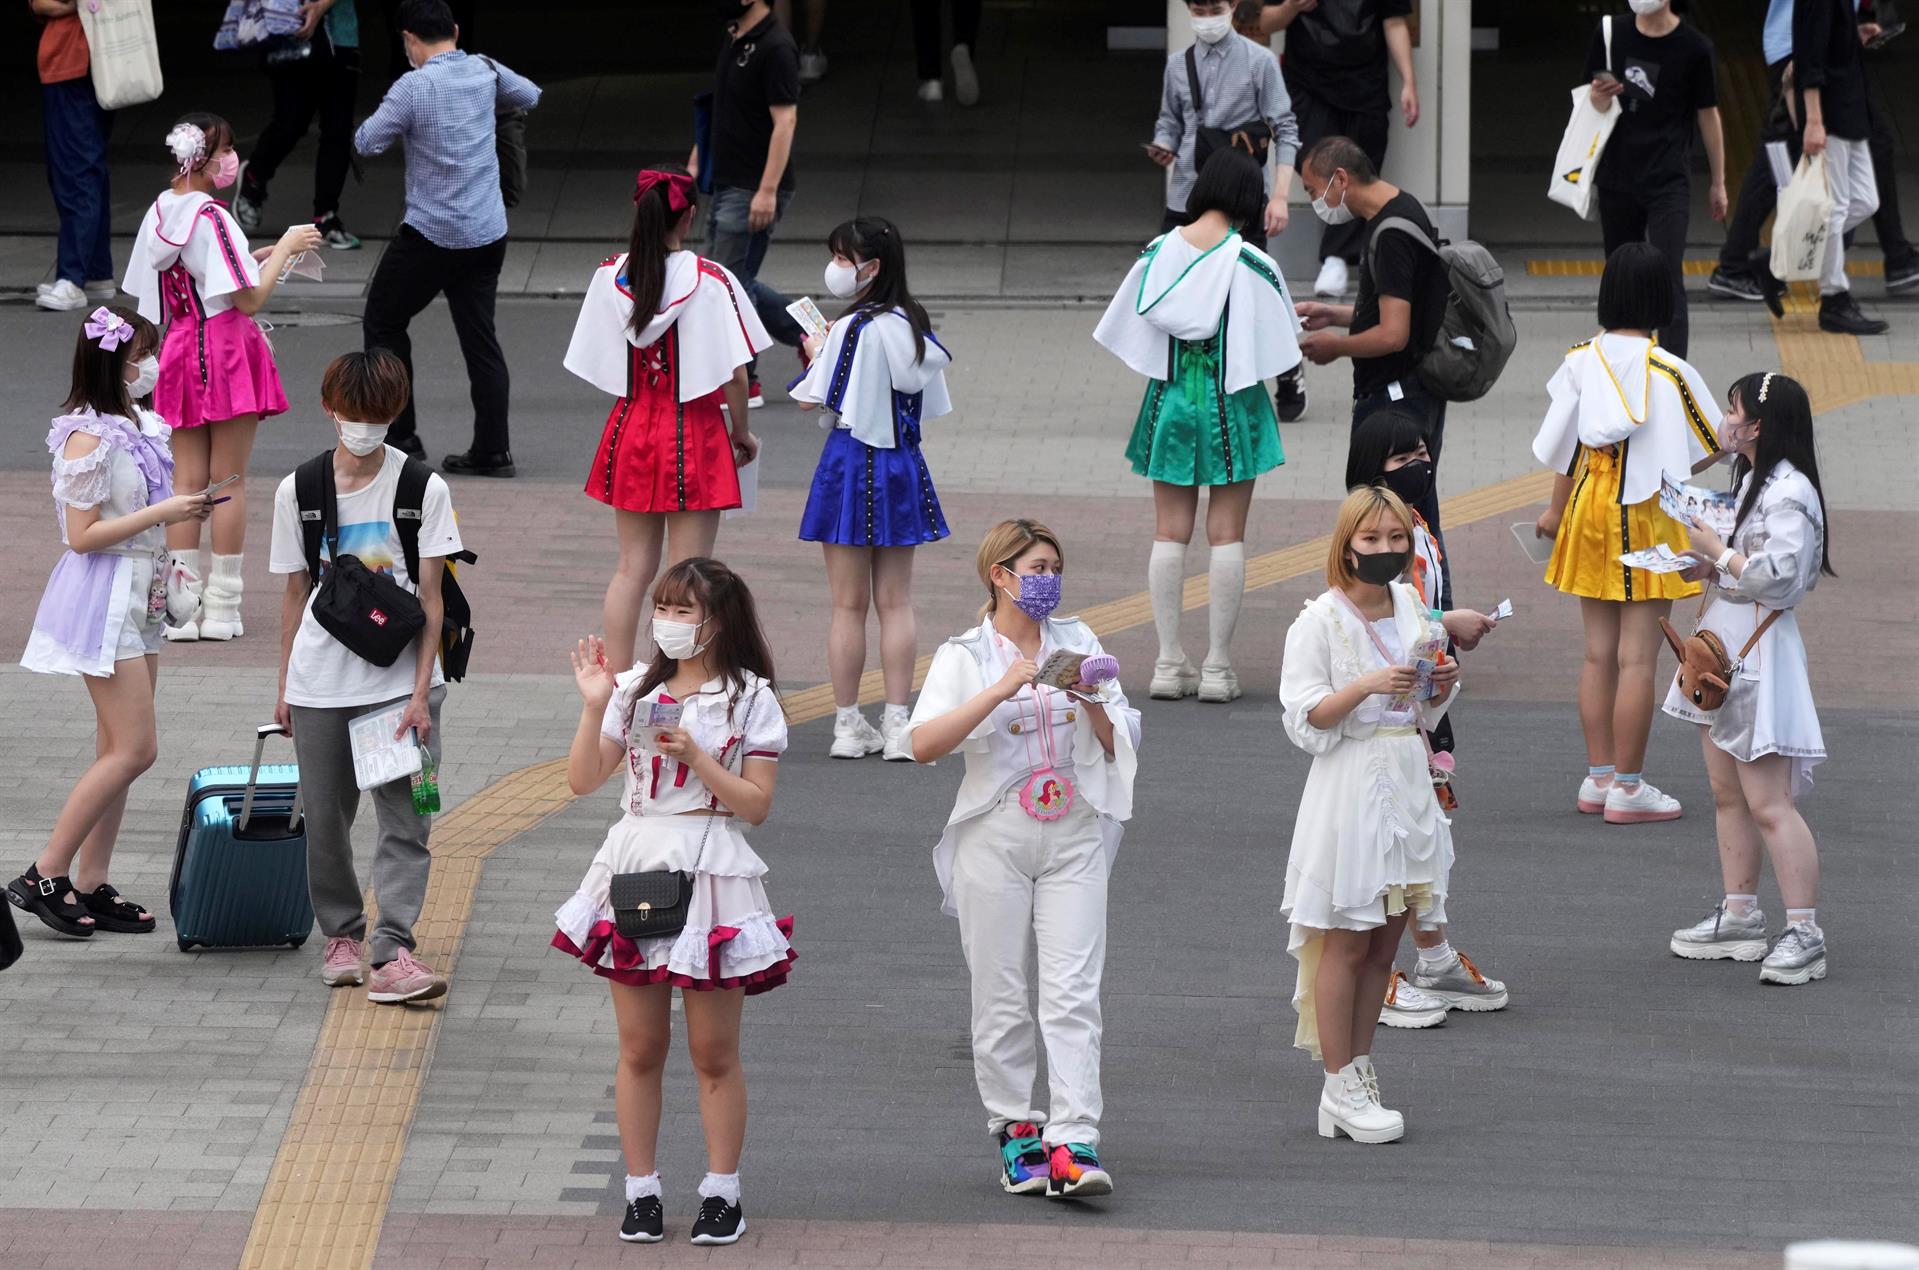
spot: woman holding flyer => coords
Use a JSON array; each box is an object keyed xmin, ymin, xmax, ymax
[
  {"xmin": 1532, "ymin": 243, "xmax": 1722, "ymax": 826},
  {"xmin": 564, "ymin": 167, "xmax": 768, "ymax": 671},
  {"xmin": 1665, "ymin": 371, "xmax": 1833, "ymax": 985},
  {"xmin": 789, "ymin": 217, "xmax": 952, "ymax": 762},
  {"xmin": 907, "ymin": 519, "xmax": 1139, "ymax": 1200}
]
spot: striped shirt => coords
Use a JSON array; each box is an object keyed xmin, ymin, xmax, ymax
[
  {"xmin": 354, "ymin": 50, "xmax": 541, "ymax": 250},
  {"xmin": 1153, "ymin": 34, "xmax": 1300, "ymax": 214}
]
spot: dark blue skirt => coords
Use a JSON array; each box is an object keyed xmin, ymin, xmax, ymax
[{"xmin": 798, "ymin": 426, "xmax": 948, "ymax": 548}]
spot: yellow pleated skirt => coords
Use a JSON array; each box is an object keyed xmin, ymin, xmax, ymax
[{"xmin": 1546, "ymin": 444, "xmax": 1702, "ymax": 602}]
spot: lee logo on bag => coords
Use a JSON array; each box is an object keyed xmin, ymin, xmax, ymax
[{"xmin": 370, "ymin": 609, "xmax": 388, "ymax": 627}]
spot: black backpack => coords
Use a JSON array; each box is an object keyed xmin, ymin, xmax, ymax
[{"xmin": 294, "ymin": 453, "xmax": 478, "ymax": 681}]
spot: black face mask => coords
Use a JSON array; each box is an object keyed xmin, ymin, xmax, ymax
[
  {"xmin": 717, "ymin": 0, "xmax": 753, "ymax": 24},
  {"xmin": 1348, "ymin": 548, "xmax": 1410, "ymax": 586},
  {"xmin": 1380, "ymin": 459, "xmax": 1433, "ymax": 507}
]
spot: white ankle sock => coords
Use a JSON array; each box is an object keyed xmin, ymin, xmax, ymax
[
  {"xmin": 1205, "ymin": 542, "xmax": 1245, "ymax": 668},
  {"xmin": 625, "ymin": 1171, "xmax": 660, "ymax": 1202},
  {"xmin": 1724, "ymin": 893, "xmax": 1759, "ymax": 917},
  {"xmin": 835, "ymin": 706, "xmax": 862, "ymax": 727},
  {"xmin": 1786, "ymin": 907, "xmax": 1817, "ymax": 931},
  {"xmin": 882, "ymin": 702, "xmax": 909, "ymax": 723},
  {"xmin": 1416, "ymin": 940, "xmax": 1455, "ymax": 967},
  {"xmin": 1148, "ymin": 541, "xmax": 1187, "ymax": 664},
  {"xmin": 698, "ymin": 1170, "xmax": 742, "ymax": 1204},
  {"xmin": 1322, "ymin": 1068, "xmax": 1345, "ymax": 1098}
]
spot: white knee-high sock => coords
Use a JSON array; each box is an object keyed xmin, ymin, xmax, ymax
[
  {"xmin": 1148, "ymin": 540, "xmax": 1187, "ymax": 665},
  {"xmin": 1205, "ymin": 542, "xmax": 1245, "ymax": 669}
]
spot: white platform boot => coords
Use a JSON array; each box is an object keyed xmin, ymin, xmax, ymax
[
  {"xmin": 1317, "ymin": 1060, "xmax": 1405, "ymax": 1144},
  {"xmin": 197, "ymin": 554, "xmax": 246, "ymax": 641},
  {"xmin": 162, "ymin": 549, "xmax": 205, "ymax": 642}
]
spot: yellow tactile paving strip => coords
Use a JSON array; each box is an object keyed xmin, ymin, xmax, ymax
[
  {"xmin": 1527, "ymin": 258, "xmax": 1885, "ymax": 278},
  {"xmin": 243, "ymin": 470, "xmax": 1559, "ymax": 1269}
]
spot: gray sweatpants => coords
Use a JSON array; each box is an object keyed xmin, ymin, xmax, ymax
[{"xmin": 289, "ymin": 687, "xmax": 444, "ymax": 964}]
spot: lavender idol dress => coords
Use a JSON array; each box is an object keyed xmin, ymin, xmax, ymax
[{"xmin": 21, "ymin": 409, "xmax": 176, "ymax": 677}]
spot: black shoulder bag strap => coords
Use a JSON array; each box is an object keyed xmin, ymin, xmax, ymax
[
  {"xmin": 395, "ymin": 456, "xmax": 430, "ymax": 585},
  {"xmin": 1186, "ymin": 43, "xmax": 1205, "ymax": 117},
  {"xmin": 293, "ymin": 451, "xmax": 338, "ymax": 587}
]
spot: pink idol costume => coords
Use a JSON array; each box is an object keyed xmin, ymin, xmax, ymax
[
  {"xmin": 563, "ymin": 250, "xmax": 769, "ymax": 513},
  {"xmin": 551, "ymin": 668, "xmax": 795, "ymax": 993},
  {"xmin": 123, "ymin": 190, "xmax": 287, "ymax": 429}
]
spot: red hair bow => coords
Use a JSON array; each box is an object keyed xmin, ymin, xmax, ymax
[{"xmin": 633, "ymin": 169, "xmax": 695, "ymax": 213}]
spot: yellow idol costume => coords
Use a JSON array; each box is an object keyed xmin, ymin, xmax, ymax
[{"xmin": 1532, "ymin": 333, "xmax": 1722, "ymax": 602}]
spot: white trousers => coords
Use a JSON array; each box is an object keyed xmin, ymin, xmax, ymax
[
  {"xmin": 950, "ymin": 794, "xmax": 1109, "ymax": 1147},
  {"xmin": 1821, "ymin": 136, "xmax": 1881, "ymax": 295}
]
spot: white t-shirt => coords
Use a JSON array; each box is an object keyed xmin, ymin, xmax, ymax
[{"xmin": 267, "ymin": 446, "xmax": 463, "ymax": 708}]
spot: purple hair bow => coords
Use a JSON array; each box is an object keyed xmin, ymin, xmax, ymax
[{"xmin": 83, "ymin": 307, "xmax": 132, "ymax": 352}]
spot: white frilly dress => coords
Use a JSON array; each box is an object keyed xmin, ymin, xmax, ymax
[
  {"xmin": 1279, "ymin": 583, "xmax": 1456, "ymax": 1058},
  {"xmin": 22, "ymin": 408, "xmax": 175, "ymax": 677},
  {"xmin": 550, "ymin": 668, "xmax": 796, "ymax": 993},
  {"xmin": 1662, "ymin": 460, "xmax": 1827, "ymax": 799}
]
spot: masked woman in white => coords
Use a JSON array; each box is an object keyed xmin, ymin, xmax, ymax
[
  {"xmin": 1280, "ymin": 486, "xmax": 1458, "ymax": 1145},
  {"xmin": 790, "ymin": 217, "xmax": 953, "ymax": 763},
  {"xmin": 1665, "ymin": 371, "xmax": 1833, "ymax": 986},
  {"xmin": 1532, "ymin": 243, "xmax": 1722, "ymax": 825},
  {"xmin": 907, "ymin": 519, "xmax": 1140, "ymax": 1200},
  {"xmin": 557, "ymin": 557, "xmax": 793, "ymax": 1247},
  {"xmin": 564, "ymin": 167, "xmax": 769, "ymax": 671},
  {"xmin": 1095, "ymin": 149, "xmax": 1301, "ymax": 704}
]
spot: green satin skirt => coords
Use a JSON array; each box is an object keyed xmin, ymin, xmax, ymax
[{"xmin": 1124, "ymin": 334, "xmax": 1285, "ymax": 487}]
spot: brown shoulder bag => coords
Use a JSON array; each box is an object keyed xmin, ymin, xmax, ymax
[{"xmin": 1660, "ymin": 600, "xmax": 1782, "ymax": 712}]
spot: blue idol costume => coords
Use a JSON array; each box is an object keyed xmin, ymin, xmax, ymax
[{"xmin": 790, "ymin": 307, "xmax": 953, "ymax": 547}]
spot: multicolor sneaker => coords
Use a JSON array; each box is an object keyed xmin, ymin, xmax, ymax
[
  {"xmin": 321, "ymin": 935, "xmax": 365, "ymax": 986},
  {"xmin": 1408, "ymin": 951, "xmax": 1509, "ymax": 1011},
  {"xmin": 997, "ymin": 1122, "xmax": 1049, "ymax": 1195},
  {"xmin": 315, "ymin": 212, "xmax": 361, "ymax": 250},
  {"xmin": 1378, "ymin": 971, "xmax": 1449, "ymax": 1029},
  {"xmin": 1046, "ymin": 1142, "xmax": 1112, "ymax": 1199},
  {"xmin": 366, "ymin": 948, "xmax": 448, "ymax": 1004}
]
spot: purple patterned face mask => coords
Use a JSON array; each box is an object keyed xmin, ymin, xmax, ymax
[{"xmin": 1001, "ymin": 572, "xmax": 1061, "ymax": 622}]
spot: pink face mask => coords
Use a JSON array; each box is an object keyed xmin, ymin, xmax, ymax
[{"xmin": 210, "ymin": 150, "xmax": 240, "ymax": 189}]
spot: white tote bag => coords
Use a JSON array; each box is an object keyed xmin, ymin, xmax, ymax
[
  {"xmin": 76, "ymin": 0, "xmax": 164, "ymax": 111},
  {"xmin": 1770, "ymin": 154, "xmax": 1833, "ymax": 283},
  {"xmin": 1548, "ymin": 16, "xmax": 1618, "ymax": 221}
]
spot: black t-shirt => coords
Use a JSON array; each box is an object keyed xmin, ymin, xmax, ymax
[
  {"xmin": 1792, "ymin": 0, "xmax": 1868, "ymax": 140},
  {"xmin": 1352, "ymin": 189, "xmax": 1447, "ymax": 398},
  {"xmin": 1584, "ymin": 18, "xmax": 1717, "ymax": 193},
  {"xmin": 1273, "ymin": 0, "xmax": 1413, "ymax": 114},
  {"xmin": 711, "ymin": 15, "xmax": 801, "ymax": 193}
]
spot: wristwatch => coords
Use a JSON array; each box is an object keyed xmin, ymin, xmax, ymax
[{"xmin": 1714, "ymin": 547, "xmax": 1737, "ymax": 574}]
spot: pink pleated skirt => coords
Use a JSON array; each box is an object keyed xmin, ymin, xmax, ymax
[{"xmin": 156, "ymin": 308, "xmax": 289, "ymax": 429}]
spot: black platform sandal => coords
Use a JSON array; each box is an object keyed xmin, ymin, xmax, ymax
[
  {"xmin": 80, "ymin": 883, "xmax": 155, "ymax": 934},
  {"xmin": 5, "ymin": 867, "xmax": 96, "ymax": 938}
]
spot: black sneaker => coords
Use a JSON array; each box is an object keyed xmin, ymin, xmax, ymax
[
  {"xmin": 1818, "ymin": 291, "xmax": 1890, "ymax": 336},
  {"xmin": 441, "ymin": 450, "xmax": 516, "ymax": 478},
  {"xmin": 689, "ymin": 1195, "xmax": 745, "ymax": 1246},
  {"xmin": 1887, "ymin": 256, "xmax": 1919, "ymax": 295},
  {"xmin": 619, "ymin": 1194, "xmax": 663, "ymax": 1243},
  {"xmin": 315, "ymin": 212, "xmax": 362, "ymax": 250},
  {"xmin": 1274, "ymin": 366, "xmax": 1307, "ymax": 423},
  {"xmin": 1706, "ymin": 267, "xmax": 1762, "ymax": 302}
]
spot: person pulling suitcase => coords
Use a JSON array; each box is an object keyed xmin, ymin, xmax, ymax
[{"xmin": 267, "ymin": 349, "xmax": 469, "ymax": 1003}]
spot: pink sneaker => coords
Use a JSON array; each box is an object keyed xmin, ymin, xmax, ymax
[
  {"xmin": 366, "ymin": 948, "xmax": 448, "ymax": 1004},
  {"xmin": 321, "ymin": 936, "xmax": 365, "ymax": 987}
]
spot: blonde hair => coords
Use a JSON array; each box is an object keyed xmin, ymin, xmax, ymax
[
  {"xmin": 1326, "ymin": 485, "xmax": 1415, "ymax": 590},
  {"xmin": 975, "ymin": 518, "xmax": 1064, "ymax": 620}
]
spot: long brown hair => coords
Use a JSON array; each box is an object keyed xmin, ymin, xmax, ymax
[
  {"xmin": 63, "ymin": 305, "xmax": 158, "ymax": 418},
  {"xmin": 625, "ymin": 166, "xmax": 698, "ymax": 340},
  {"xmin": 633, "ymin": 558, "xmax": 780, "ymax": 713},
  {"xmin": 974, "ymin": 518, "xmax": 1064, "ymax": 620}
]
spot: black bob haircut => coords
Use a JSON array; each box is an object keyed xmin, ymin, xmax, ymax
[
  {"xmin": 1344, "ymin": 404, "xmax": 1431, "ymax": 491},
  {"xmin": 397, "ymin": 0, "xmax": 456, "ymax": 41},
  {"xmin": 1597, "ymin": 241, "xmax": 1676, "ymax": 334},
  {"xmin": 1185, "ymin": 149, "xmax": 1265, "ymax": 235}
]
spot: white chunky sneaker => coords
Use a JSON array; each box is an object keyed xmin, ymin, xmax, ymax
[
  {"xmin": 1379, "ymin": 971, "xmax": 1449, "ymax": 1029},
  {"xmin": 1576, "ymin": 774, "xmax": 1611, "ymax": 814},
  {"xmin": 1317, "ymin": 1062, "xmax": 1404, "ymax": 1144},
  {"xmin": 1604, "ymin": 778, "xmax": 1682, "ymax": 825},
  {"xmin": 1149, "ymin": 656, "xmax": 1199, "ymax": 700},
  {"xmin": 830, "ymin": 711, "xmax": 884, "ymax": 759},
  {"xmin": 1670, "ymin": 904, "xmax": 1769, "ymax": 962},
  {"xmin": 951, "ymin": 43, "xmax": 980, "ymax": 106},
  {"xmin": 1759, "ymin": 923, "xmax": 1827, "ymax": 986},
  {"xmin": 1408, "ymin": 951, "xmax": 1509, "ymax": 1011},
  {"xmin": 1197, "ymin": 663, "xmax": 1241, "ymax": 704},
  {"xmin": 916, "ymin": 79, "xmax": 944, "ymax": 103},
  {"xmin": 880, "ymin": 709, "xmax": 915, "ymax": 762},
  {"xmin": 1313, "ymin": 256, "xmax": 1350, "ymax": 298}
]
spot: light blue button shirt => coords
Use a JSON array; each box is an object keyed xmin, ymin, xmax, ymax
[{"xmin": 1764, "ymin": 0, "xmax": 1863, "ymax": 66}]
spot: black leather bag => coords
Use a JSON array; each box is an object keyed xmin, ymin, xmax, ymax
[
  {"xmin": 608, "ymin": 693, "xmax": 757, "ymax": 942},
  {"xmin": 1188, "ymin": 45, "xmax": 1273, "ymax": 174},
  {"xmin": 480, "ymin": 55, "xmax": 529, "ymax": 209},
  {"xmin": 312, "ymin": 554, "xmax": 425, "ymax": 667},
  {"xmin": 0, "ymin": 893, "xmax": 21, "ymax": 972}
]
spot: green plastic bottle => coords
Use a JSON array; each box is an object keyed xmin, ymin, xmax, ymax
[{"xmin": 410, "ymin": 745, "xmax": 440, "ymax": 815}]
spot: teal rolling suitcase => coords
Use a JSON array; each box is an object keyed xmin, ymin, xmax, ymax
[{"xmin": 169, "ymin": 723, "xmax": 312, "ymax": 952}]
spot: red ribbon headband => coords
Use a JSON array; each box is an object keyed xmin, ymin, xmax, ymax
[{"xmin": 633, "ymin": 170, "xmax": 696, "ymax": 213}]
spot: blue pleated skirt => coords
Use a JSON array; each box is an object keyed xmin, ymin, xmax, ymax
[{"xmin": 798, "ymin": 423, "xmax": 948, "ymax": 548}]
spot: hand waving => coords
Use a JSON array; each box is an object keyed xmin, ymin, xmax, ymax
[{"xmin": 571, "ymin": 635, "xmax": 618, "ymax": 710}]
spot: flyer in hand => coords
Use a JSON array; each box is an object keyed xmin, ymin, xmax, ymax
[{"xmin": 1659, "ymin": 474, "xmax": 1736, "ymax": 539}]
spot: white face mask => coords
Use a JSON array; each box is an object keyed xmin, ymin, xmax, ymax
[
  {"xmin": 127, "ymin": 355, "xmax": 160, "ymax": 399},
  {"xmin": 334, "ymin": 416, "xmax": 390, "ymax": 456},
  {"xmin": 823, "ymin": 259, "xmax": 869, "ymax": 299},
  {"xmin": 1190, "ymin": 12, "xmax": 1234, "ymax": 44},
  {"xmin": 1627, "ymin": 0, "xmax": 1668, "ymax": 14},
  {"xmin": 652, "ymin": 617, "xmax": 710, "ymax": 660},
  {"xmin": 1311, "ymin": 179, "xmax": 1354, "ymax": 226}
]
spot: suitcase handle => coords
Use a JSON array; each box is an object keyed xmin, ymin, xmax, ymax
[{"xmin": 240, "ymin": 723, "xmax": 303, "ymax": 834}]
